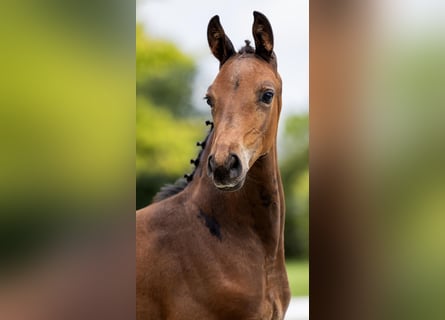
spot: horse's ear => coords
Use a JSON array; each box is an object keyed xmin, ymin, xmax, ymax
[
  {"xmin": 207, "ymin": 15, "xmax": 236, "ymax": 67},
  {"xmin": 252, "ymin": 11, "xmax": 274, "ymax": 63}
]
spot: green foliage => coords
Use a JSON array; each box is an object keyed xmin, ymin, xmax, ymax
[
  {"xmin": 136, "ymin": 24, "xmax": 205, "ymax": 208},
  {"xmin": 280, "ymin": 113, "xmax": 309, "ymax": 259},
  {"xmin": 136, "ymin": 98, "xmax": 202, "ymax": 177},
  {"xmin": 136, "ymin": 24, "xmax": 196, "ymax": 117}
]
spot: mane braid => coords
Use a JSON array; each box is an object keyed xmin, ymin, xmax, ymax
[
  {"xmin": 152, "ymin": 121, "xmax": 214, "ymax": 203},
  {"xmin": 238, "ymin": 40, "xmax": 255, "ymax": 54}
]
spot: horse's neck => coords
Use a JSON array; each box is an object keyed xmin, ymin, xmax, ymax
[
  {"xmin": 244, "ymin": 148, "xmax": 285, "ymax": 258},
  {"xmin": 190, "ymin": 144, "xmax": 285, "ymax": 259}
]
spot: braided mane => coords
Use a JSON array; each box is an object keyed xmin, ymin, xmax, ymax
[
  {"xmin": 152, "ymin": 121, "xmax": 213, "ymax": 203},
  {"xmin": 239, "ymin": 40, "xmax": 255, "ymax": 54}
]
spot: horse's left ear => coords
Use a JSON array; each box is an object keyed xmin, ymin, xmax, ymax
[{"xmin": 252, "ymin": 11, "xmax": 274, "ymax": 63}]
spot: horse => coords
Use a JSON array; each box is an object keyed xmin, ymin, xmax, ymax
[{"xmin": 136, "ymin": 11, "xmax": 290, "ymax": 320}]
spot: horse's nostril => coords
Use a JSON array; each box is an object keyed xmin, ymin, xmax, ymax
[
  {"xmin": 228, "ymin": 154, "xmax": 242, "ymax": 179},
  {"xmin": 228, "ymin": 154, "xmax": 238, "ymax": 168},
  {"xmin": 207, "ymin": 155, "xmax": 215, "ymax": 175}
]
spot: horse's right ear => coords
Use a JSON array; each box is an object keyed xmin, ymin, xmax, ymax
[{"xmin": 207, "ymin": 15, "xmax": 236, "ymax": 67}]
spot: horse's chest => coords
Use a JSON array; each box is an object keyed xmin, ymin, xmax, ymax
[
  {"xmin": 183, "ymin": 224, "xmax": 286, "ymax": 318},
  {"xmin": 179, "ymin": 261, "xmax": 283, "ymax": 319},
  {"xmin": 178, "ymin": 281, "xmax": 281, "ymax": 320}
]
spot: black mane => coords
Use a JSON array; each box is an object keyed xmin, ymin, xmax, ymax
[{"xmin": 152, "ymin": 121, "xmax": 213, "ymax": 203}]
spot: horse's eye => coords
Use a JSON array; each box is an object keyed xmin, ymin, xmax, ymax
[
  {"xmin": 205, "ymin": 96, "xmax": 214, "ymax": 107},
  {"xmin": 261, "ymin": 91, "xmax": 274, "ymax": 104}
]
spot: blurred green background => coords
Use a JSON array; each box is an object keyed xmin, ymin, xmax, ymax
[{"xmin": 135, "ymin": 23, "xmax": 309, "ymax": 296}]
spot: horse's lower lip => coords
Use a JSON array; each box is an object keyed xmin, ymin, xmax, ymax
[{"xmin": 213, "ymin": 179, "xmax": 244, "ymax": 191}]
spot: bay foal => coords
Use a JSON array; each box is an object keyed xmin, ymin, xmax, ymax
[{"xmin": 136, "ymin": 11, "xmax": 290, "ymax": 319}]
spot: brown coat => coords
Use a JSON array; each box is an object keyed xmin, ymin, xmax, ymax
[{"xmin": 137, "ymin": 11, "xmax": 290, "ymax": 320}]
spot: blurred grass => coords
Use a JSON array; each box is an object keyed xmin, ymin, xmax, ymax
[{"xmin": 286, "ymin": 259, "xmax": 309, "ymax": 297}]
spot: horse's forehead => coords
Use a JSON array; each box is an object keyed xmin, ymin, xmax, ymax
[{"xmin": 216, "ymin": 56, "xmax": 277, "ymax": 86}]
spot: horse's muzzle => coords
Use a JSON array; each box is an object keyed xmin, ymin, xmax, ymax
[{"xmin": 207, "ymin": 153, "xmax": 244, "ymax": 191}]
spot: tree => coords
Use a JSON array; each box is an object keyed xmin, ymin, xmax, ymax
[
  {"xmin": 136, "ymin": 24, "xmax": 205, "ymax": 208},
  {"xmin": 136, "ymin": 24, "xmax": 196, "ymax": 117}
]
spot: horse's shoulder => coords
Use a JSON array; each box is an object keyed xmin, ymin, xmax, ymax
[
  {"xmin": 136, "ymin": 200, "xmax": 186, "ymax": 279},
  {"xmin": 136, "ymin": 197, "xmax": 198, "ymax": 252}
]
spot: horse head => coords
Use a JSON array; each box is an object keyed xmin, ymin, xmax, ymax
[{"xmin": 206, "ymin": 11, "xmax": 282, "ymax": 191}]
